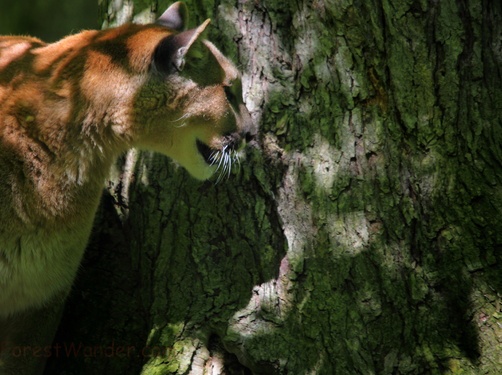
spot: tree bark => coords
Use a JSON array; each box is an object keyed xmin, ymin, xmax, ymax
[{"xmin": 46, "ymin": 0, "xmax": 502, "ymax": 374}]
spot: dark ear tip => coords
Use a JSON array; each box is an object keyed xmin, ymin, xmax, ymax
[
  {"xmin": 157, "ymin": 1, "xmax": 189, "ymax": 31},
  {"xmin": 154, "ymin": 14, "xmax": 211, "ymax": 75}
]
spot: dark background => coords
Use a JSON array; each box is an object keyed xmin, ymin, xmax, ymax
[{"xmin": 0, "ymin": 0, "xmax": 98, "ymax": 42}]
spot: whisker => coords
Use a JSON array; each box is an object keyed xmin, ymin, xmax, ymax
[
  {"xmin": 234, "ymin": 153, "xmax": 241, "ymax": 173},
  {"xmin": 221, "ymin": 156, "xmax": 227, "ymax": 181},
  {"xmin": 227, "ymin": 153, "xmax": 232, "ymax": 179},
  {"xmin": 216, "ymin": 170, "xmax": 224, "ymax": 185},
  {"xmin": 227, "ymin": 152, "xmax": 232, "ymax": 179},
  {"xmin": 222, "ymin": 151, "xmax": 230, "ymax": 181},
  {"xmin": 210, "ymin": 145, "xmax": 241, "ymax": 184},
  {"xmin": 216, "ymin": 156, "xmax": 226, "ymax": 184},
  {"xmin": 170, "ymin": 113, "xmax": 191, "ymax": 127},
  {"xmin": 209, "ymin": 150, "xmax": 218, "ymax": 165},
  {"xmin": 216, "ymin": 150, "xmax": 225, "ymax": 172}
]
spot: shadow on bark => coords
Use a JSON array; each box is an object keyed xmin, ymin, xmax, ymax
[
  {"xmin": 220, "ymin": 233, "xmax": 483, "ymax": 374},
  {"xmin": 44, "ymin": 145, "xmax": 500, "ymax": 374},
  {"xmin": 45, "ymin": 150, "xmax": 287, "ymax": 374}
]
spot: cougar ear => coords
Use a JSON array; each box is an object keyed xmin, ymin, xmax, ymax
[
  {"xmin": 154, "ymin": 19, "xmax": 211, "ymax": 73},
  {"xmin": 157, "ymin": 1, "xmax": 189, "ymax": 31}
]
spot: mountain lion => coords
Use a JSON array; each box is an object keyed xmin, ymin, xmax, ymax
[{"xmin": 0, "ymin": 2, "xmax": 251, "ymax": 373}]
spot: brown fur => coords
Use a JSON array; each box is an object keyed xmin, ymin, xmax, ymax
[{"xmin": 0, "ymin": 2, "xmax": 250, "ymax": 373}]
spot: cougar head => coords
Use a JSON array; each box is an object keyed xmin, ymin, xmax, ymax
[{"xmin": 133, "ymin": 2, "xmax": 252, "ymax": 180}]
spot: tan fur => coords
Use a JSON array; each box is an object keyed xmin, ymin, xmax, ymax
[{"xmin": 0, "ymin": 2, "xmax": 250, "ymax": 373}]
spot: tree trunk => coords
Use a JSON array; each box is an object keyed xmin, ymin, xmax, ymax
[{"xmin": 46, "ymin": 0, "xmax": 502, "ymax": 374}]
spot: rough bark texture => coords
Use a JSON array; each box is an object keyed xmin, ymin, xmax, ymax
[{"xmin": 45, "ymin": 0, "xmax": 501, "ymax": 374}]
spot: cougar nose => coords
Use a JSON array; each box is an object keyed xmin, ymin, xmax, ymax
[
  {"xmin": 223, "ymin": 128, "xmax": 255, "ymax": 152},
  {"xmin": 223, "ymin": 132, "xmax": 242, "ymax": 151}
]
